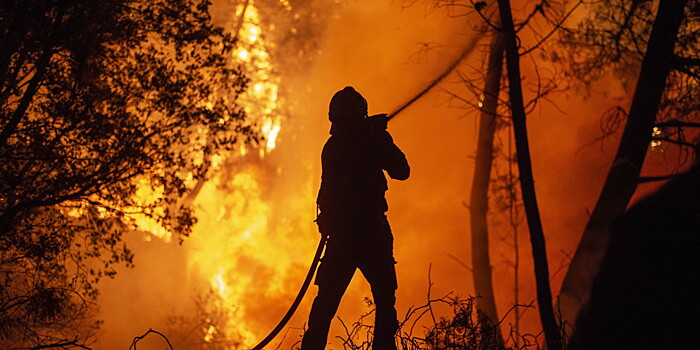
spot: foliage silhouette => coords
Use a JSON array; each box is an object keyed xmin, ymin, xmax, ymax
[
  {"xmin": 331, "ymin": 292, "xmax": 551, "ymax": 350},
  {"xmin": 0, "ymin": 0, "xmax": 253, "ymax": 347}
]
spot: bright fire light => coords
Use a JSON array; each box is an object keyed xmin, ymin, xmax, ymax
[
  {"xmin": 176, "ymin": 1, "xmax": 300, "ymax": 346},
  {"xmin": 651, "ymin": 126, "xmax": 663, "ymax": 152},
  {"xmin": 123, "ymin": 0, "xmax": 297, "ymax": 345}
]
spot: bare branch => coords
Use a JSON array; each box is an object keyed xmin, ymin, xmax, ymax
[
  {"xmin": 129, "ymin": 329, "xmax": 174, "ymax": 350},
  {"xmin": 515, "ymin": 0, "xmax": 548, "ymax": 33},
  {"xmin": 652, "ymin": 136, "xmax": 696, "ymax": 148},
  {"xmin": 673, "ymin": 55, "xmax": 700, "ymax": 68},
  {"xmin": 638, "ymin": 174, "xmax": 682, "ymax": 183},
  {"xmin": 655, "ymin": 121, "xmax": 700, "ymax": 128},
  {"xmin": 520, "ymin": 0, "xmax": 584, "ymax": 56},
  {"xmin": 24, "ymin": 339, "xmax": 93, "ymax": 350},
  {"xmin": 468, "ymin": 0, "xmax": 501, "ymax": 31}
]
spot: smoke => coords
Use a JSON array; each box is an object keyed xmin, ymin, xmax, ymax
[
  {"xmin": 92, "ymin": 0, "xmax": 648, "ymax": 349},
  {"xmin": 268, "ymin": 1, "xmax": 479, "ymax": 347}
]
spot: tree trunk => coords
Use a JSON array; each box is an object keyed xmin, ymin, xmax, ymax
[
  {"xmin": 558, "ymin": 0, "xmax": 689, "ymax": 331},
  {"xmin": 497, "ymin": 0, "xmax": 562, "ymax": 349},
  {"xmin": 468, "ymin": 27, "xmax": 503, "ymax": 335}
]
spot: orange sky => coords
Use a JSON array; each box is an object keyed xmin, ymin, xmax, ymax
[{"xmin": 93, "ymin": 1, "xmax": 668, "ymax": 348}]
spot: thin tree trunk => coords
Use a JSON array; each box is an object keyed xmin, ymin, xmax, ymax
[
  {"xmin": 468, "ymin": 27, "xmax": 504, "ymax": 336},
  {"xmin": 497, "ymin": 0, "xmax": 561, "ymax": 349},
  {"xmin": 558, "ymin": 0, "xmax": 689, "ymax": 331},
  {"xmin": 507, "ymin": 129, "xmax": 522, "ymax": 343}
]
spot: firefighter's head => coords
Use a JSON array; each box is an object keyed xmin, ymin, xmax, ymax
[{"xmin": 328, "ymin": 86, "xmax": 367, "ymax": 123}]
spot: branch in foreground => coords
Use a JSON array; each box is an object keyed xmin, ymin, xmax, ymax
[
  {"xmin": 129, "ymin": 328, "xmax": 174, "ymax": 350},
  {"xmin": 336, "ymin": 292, "xmax": 546, "ymax": 349},
  {"xmin": 654, "ymin": 121, "xmax": 700, "ymax": 128},
  {"xmin": 24, "ymin": 338, "xmax": 92, "ymax": 350},
  {"xmin": 638, "ymin": 173, "xmax": 688, "ymax": 183}
]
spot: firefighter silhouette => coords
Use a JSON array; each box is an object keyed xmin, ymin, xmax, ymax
[{"xmin": 300, "ymin": 86, "xmax": 410, "ymax": 350}]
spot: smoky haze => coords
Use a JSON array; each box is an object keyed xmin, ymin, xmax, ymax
[{"xmin": 94, "ymin": 1, "xmax": 641, "ymax": 349}]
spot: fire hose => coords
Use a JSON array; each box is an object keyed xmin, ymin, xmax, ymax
[
  {"xmin": 250, "ymin": 38, "xmax": 478, "ymax": 349},
  {"xmin": 251, "ymin": 233, "xmax": 328, "ymax": 350}
]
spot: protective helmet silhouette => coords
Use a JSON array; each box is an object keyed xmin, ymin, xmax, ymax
[{"xmin": 328, "ymin": 86, "xmax": 368, "ymax": 122}]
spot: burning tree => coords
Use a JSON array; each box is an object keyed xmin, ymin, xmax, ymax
[{"xmin": 0, "ymin": 0, "xmax": 254, "ymax": 347}]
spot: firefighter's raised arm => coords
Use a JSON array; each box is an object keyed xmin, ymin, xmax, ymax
[{"xmin": 378, "ymin": 131, "xmax": 410, "ymax": 181}]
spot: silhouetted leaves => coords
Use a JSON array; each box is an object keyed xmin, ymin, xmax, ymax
[
  {"xmin": 559, "ymin": 0, "xmax": 700, "ymax": 137},
  {"xmin": 0, "ymin": 0, "xmax": 253, "ymax": 347}
]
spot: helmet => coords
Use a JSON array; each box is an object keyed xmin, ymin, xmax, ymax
[{"xmin": 328, "ymin": 86, "xmax": 367, "ymax": 122}]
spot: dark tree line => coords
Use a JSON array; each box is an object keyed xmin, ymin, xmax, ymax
[
  {"xmin": 557, "ymin": 0, "xmax": 700, "ymax": 331},
  {"xmin": 0, "ymin": 0, "xmax": 254, "ymax": 347},
  {"xmin": 449, "ymin": 0, "xmax": 699, "ymax": 347},
  {"xmin": 571, "ymin": 147, "xmax": 700, "ymax": 349}
]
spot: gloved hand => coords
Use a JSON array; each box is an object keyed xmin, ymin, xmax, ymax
[{"xmin": 365, "ymin": 113, "xmax": 388, "ymax": 135}]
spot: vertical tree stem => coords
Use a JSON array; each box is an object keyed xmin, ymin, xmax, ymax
[
  {"xmin": 468, "ymin": 25, "xmax": 504, "ymax": 338},
  {"xmin": 497, "ymin": 0, "xmax": 562, "ymax": 348}
]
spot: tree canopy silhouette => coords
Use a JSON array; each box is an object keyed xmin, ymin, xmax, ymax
[{"xmin": 0, "ymin": 0, "xmax": 253, "ymax": 347}]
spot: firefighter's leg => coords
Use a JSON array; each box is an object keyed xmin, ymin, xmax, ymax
[
  {"xmin": 365, "ymin": 262, "xmax": 399, "ymax": 350},
  {"xmin": 361, "ymin": 220, "xmax": 399, "ymax": 350},
  {"xmin": 301, "ymin": 253, "xmax": 355, "ymax": 350}
]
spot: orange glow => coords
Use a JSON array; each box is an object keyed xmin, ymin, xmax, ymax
[
  {"xmin": 165, "ymin": 1, "xmax": 294, "ymax": 345},
  {"xmin": 93, "ymin": 1, "xmax": 668, "ymax": 349},
  {"xmin": 651, "ymin": 126, "xmax": 663, "ymax": 151}
]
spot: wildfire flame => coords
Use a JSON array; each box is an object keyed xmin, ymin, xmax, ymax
[{"xmin": 131, "ymin": 0, "xmax": 313, "ymax": 346}]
